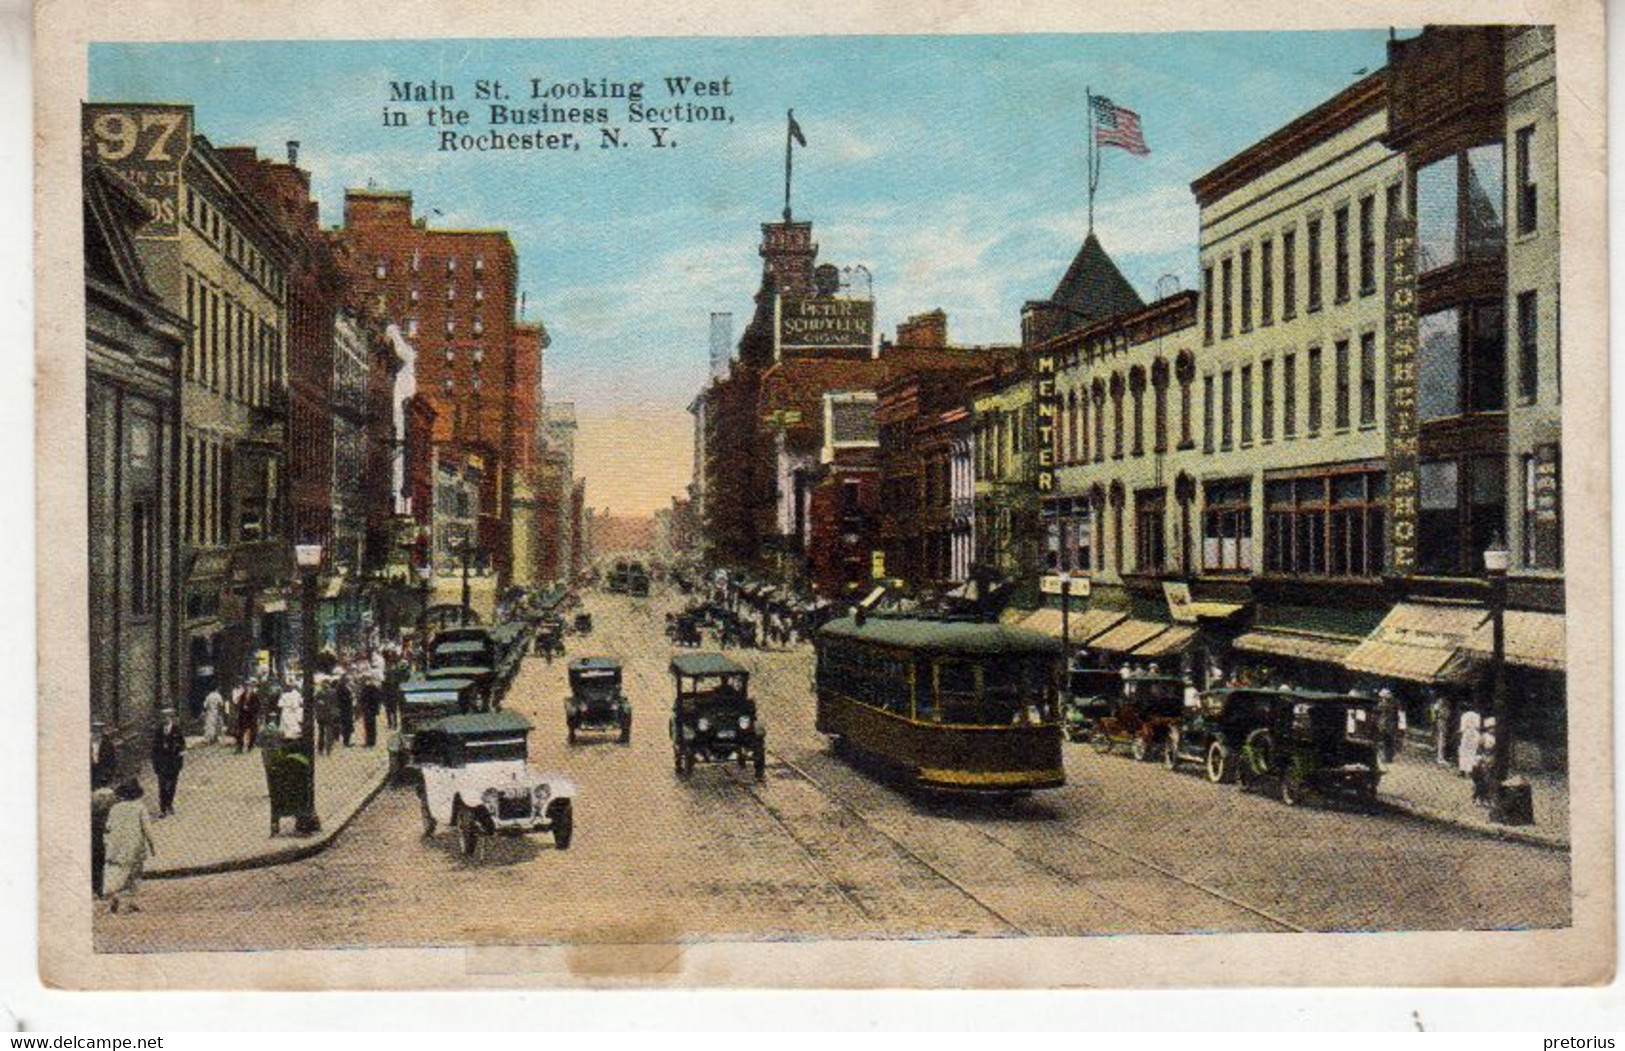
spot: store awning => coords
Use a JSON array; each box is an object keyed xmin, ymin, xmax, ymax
[
  {"xmin": 1343, "ymin": 602, "xmax": 1487, "ymax": 684},
  {"xmin": 1133, "ymin": 623, "xmax": 1199, "ymax": 658},
  {"xmin": 1018, "ymin": 607, "xmax": 1126, "ymax": 643},
  {"xmin": 1460, "ymin": 610, "xmax": 1566, "ymax": 673},
  {"xmin": 1186, "ymin": 600, "xmax": 1247, "ymax": 621},
  {"xmin": 1233, "ymin": 629, "xmax": 1358, "ymax": 666},
  {"xmin": 1086, "ymin": 618, "xmax": 1169, "ymax": 655}
]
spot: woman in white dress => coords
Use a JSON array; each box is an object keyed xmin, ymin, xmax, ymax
[
  {"xmin": 102, "ymin": 781, "xmax": 155, "ymax": 913},
  {"xmin": 1456, "ymin": 709, "xmax": 1483, "ymax": 778},
  {"xmin": 201, "ymin": 688, "xmax": 226, "ymax": 744}
]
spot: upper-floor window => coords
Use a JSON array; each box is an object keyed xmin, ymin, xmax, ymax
[
  {"xmin": 1515, "ymin": 125, "xmax": 1538, "ymax": 235},
  {"xmin": 1282, "ymin": 229, "xmax": 1298, "ymax": 319},
  {"xmin": 1306, "ymin": 218, "xmax": 1324, "ymax": 311},
  {"xmin": 1333, "ymin": 206, "xmax": 1351, "ymax": 303},
  {"xmin": 1359, "ymin": 332, "xmax": 1378, "ymax": 427},
  {"xmin": 1220, "ymin": 258, "xmax": 1234, "ymax": 338},
  {"xmin": 1334, "ymin": 339, "xmax": 1351, "ymax": 430},
  {"xmin": 1260, "ymin": 240, "xmax": 1274, "ymax": 326},
  {"xmin": 375, "ymin": 260, "xmax": 387, "ymax": 280},
  {"xmin": 1358, "ymin": 195, "xmax": 1377, "ymax": 296},
  {"xmin": 1240, "ymin": 248, "xmax": 1253, "ymax": 332},
  {"xmin": 1517, "ymin": 290, "xmax": 1539, "ymax": 404},
  {"xmin": 1418, "ymin": 303, "xmax": 1505, "ymax": 420},
  {"xmin": 1203, "ymin": 266, "xmax": 1215, "ymax": 344},
  {"xmin": 1220, "ymin": 369, "xmax": 1234, "ymax": 450},
  {"xmin": 1261, "ymin": 359, "xmax": 1275, "ymax": 442},
  {"xmin": 1416, "ymin": 144, "xmax": 1505, "ymax": 273},
  {"xmin": 1307, "ymin": 346, "xmax": 1323, "ymax": 434},
  {"xmin": 1202, "ymin": 375, "xmax": 1215, "ymax": 453},
  {"xmin": 1282, "ymin": 353, "xmax": 1297, "ymax": 438},
  {"xmin": 1240, "ymin": 364, "xmax": 1254, "ymax": 445}
]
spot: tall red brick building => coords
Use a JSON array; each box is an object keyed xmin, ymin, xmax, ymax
[{"xmin": 334, "ymin": 189, "xmax": 523, "ymax": 584}]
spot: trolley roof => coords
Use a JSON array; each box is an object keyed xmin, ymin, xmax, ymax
[{"xmin": 818, "ymin": 616, "xmax": 1063, "ymax": 657}]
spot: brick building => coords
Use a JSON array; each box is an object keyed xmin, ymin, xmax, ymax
[{"xmin": 334, "ymin": 189, "xmax": 522, "ymax": 585}]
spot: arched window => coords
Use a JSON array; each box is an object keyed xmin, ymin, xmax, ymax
[
  {"xmin": 1176, "ymin": 351, "xmax": 1197, "ymax": 450},
  {"xmin": 1092, "ymin": 381, "xmax": 1107, "ymax": 463},
  {"xmin": 1066, "ymin": 390, "xmax": 1079, "ymax": 463},
  {"xmin": 1129, "ymin": 367, "xmax": 1148, "ymax": 457},
  {"xmin": 1110, "ymin": 373, "xmax": 1126, "ymax": 459},
  {"xmin": 1152, "ymin": 358, "xmax": 1171, "ymax": 454}
]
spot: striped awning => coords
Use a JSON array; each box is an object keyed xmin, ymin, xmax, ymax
[
  {"xmin": 1343, "ymin": 602, "xmax": 1486, "ymax": 684},
  {"xmin": 1018, "ymin": 607, "xmax": 1126, "ymax": 643},
  {"xmin": 1460, "ymin": 610, "xmax": 1566, "ymax": 673},
  {"xmin": 1133, "ymin": 623, "xmax": 1199, "ymax": 657},
  {"xmin": 1233, "ymin": 629, "xmax": 1359, "ymax": 666},
  {"xmin": 1086, "ymin": 618, "xmax": 1169, "ymax": 655}
]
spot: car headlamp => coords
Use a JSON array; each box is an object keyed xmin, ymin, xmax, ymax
[
  {"xmin": 532, "ymin": 783, "xmax": 551, "ymax": 805},
  {"xmin": 738, "ymin": 715, "xmax": 751, "ymax": 730},
  {"xmin": 697, "ymin": 717, "xmax": 710, "ymax": 731},
  {"xmin": 481, "ymin": 788, "xmax": 501, "ymax": 810}
]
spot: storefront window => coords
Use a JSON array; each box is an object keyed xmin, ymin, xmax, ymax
[
  {"xmin": 1418, "ymin": 460, "xmax": 1460, "ymax": 574},
  {"xmin": 1417, "ymin": 457, "xmax": 1506, "ymax": 576}
]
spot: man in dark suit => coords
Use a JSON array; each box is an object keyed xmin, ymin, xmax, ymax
[
  {"xmin": 151, "ymin": 709, "xmax": 186, "ymax": 817},
  {"xmin": 360, "ymin": 677, "xmax": 382, "ymax": 748}
]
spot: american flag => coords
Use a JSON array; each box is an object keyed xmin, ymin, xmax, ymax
[{"xmin": 1092, "ymin": 95, "xmax": 1150, "ymax": 156}]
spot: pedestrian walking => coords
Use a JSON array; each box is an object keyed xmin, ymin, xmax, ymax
[
  {"xmin": 102, "ymin": 781, "xmax": 155, "ymax": 913},
  {"xmin": 151, "ymin": 708, "xmax": 185, "ymax": 817},
  {"xmin": 1456, "ymin": 709, "xmax": 1483, "ymax": 779},
  {"xmin": 1472, "ymin": 717, "xmax": 1498, "ymax": 804},
  {"xmin": 91, "ymin": 720, "xmax": 118, "ymax": 790},
  {"xmin": 316, "ymin": 679, "xmax": 340, "ymax": 756},
  {"xmin": 278, "ymin": 681, "xmax": 305, "ymax": 740},
  {"xmin": 384, "ymin": 655, "xmax": 403, "ymax": 731},
  {"xmin": 1375, "ymin": 688, "xmax": 1402, "ymax": 765},
  {"xmin": 236, "ymin": 682, "xmax": 261, "ymax": 753},
  {"xmin": 1430, "ymin": 691, "xmax": 1452, "ymax": 766},
  {"xmin": 360, "ymin": 678, "xmax": 382, "ymax": 748},
  {"xmin": 201, "ymin": 685, "xmax": 226, "ymax": 745},
  {"xmin": 335, "ymin": 675, "xmax": 355, "ymax": 748},
  {"xmin": 91, "ymin": 783, "xmax": 116, "ymax": 898}
]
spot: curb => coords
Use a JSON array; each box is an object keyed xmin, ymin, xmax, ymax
[
  {"xmin": 1375, "ymin": 797, "xmax": 1569, "ymax": 852},
  {"xmin": 147, "ymin": 762, "xmax": 392, "ymax": 879}
]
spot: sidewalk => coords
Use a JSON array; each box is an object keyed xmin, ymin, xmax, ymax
[
  {"xmin": 137, "ymin": 733, "xmax": 391, "ymax": 878},
  {"xmin": 1376, "ymin": 747, "xmax": 1569, "ymax": 850}
]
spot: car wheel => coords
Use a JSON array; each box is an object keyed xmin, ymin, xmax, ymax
[
  {"xmin": 549, "ymin": 799, "xmax": 573, "ymax": 850},
  {"xmin": 1091, "ymin": 733, "xmax": 1115, "ymax": 756},
  {"xmin": 1281, "ymin": 774, "xmax": 1307, "ymax": 807},
  {"xmin": 677, "ymin": 746, "xmax": 693, "ymax": 779},
  {"xmin": 456, "ymin": 807, "xmax": 480, "ymax": 857},
  {"xmin": 619, "ymin": 715, "xmax": 632, "ymax": 744},
  {"xmin": 754, "ymin": 740, "xmax": 767, "ymax": 782},
  {"xmin": 1205, "ymin": 741, "xmax": 1235, "ymax": 784},
  {"xmin": 1163, "ymin": 729, "xmax": 1182, "ymax": 770},
  {"xmin": 567, "ymin": 722, "xmax": 577, "ymax": 745},
  {"xmin": 418, "ymin": 791, "xmax": 436, "ymax": 838},
  {"xmin": 1131, "ymin": 734, "xmax": 1152, "ymax": 763}
]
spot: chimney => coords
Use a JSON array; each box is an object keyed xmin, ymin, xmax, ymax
[{"xmin": 287, "ymin": 140, "xmax": 300, "ymax": 165}]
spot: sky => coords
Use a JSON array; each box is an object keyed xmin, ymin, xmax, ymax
[{"xmin": 90, "ymin": 30, "xmax": 1397, "ymax": 514}]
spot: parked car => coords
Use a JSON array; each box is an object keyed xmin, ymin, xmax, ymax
[
  {"xmin": 669, "ymin": 653, "xmax": 765, "ymax": 780},
  {"xmin": 1164, "ymin": 687, "xmax": 1385, "ymax": 804},
  {"xmin": 1089, "ymin": 674, "xmax": 1188, "ymax": 762},
  {"xmin": 566, "ymin": 657, "xmax": 631, "ymax": 744},
  {"xmin": 388, "ymin": 676, "xmax": 479, "ymax": 781},
  {"xmin": 414, "ymin": 711, "xmax": 575, "ymax": 856},
  {"xmin": 1061, "ymin": 666, "xmax": 1124, "ymax": 742},
  {"xmin": 1232, "ymin": 690, "xmax": 1385, "ymax": 806}
]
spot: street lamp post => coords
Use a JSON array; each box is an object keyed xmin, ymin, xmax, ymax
[
  {"xmin": 1482, "ymin": 536, "xmax": 1532, "ymax": 825},
  {"xmin": 294, "ymin": 542, "xmax": 324, "ymax": 834},
  {"xmin": 417, "ymin": 561, "xmax": 433, "ymax": 660},
  {"xmin": 1060, "ymin": 569, "xmax": 1073, "ymax": 657}
]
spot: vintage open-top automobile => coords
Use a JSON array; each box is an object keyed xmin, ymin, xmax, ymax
[
  {"xmin": 1164, "ymin": 687, "xmax": 1384, "ymax": 805},
  {"xmin": 566, "ymin": 656, "xmax": 632, "ymax": 744},
  {"xmin": 669, "ymin": 652, "xmax": 764, "ymax": 780},
  {"xmin": 413, "ymin": 711, "xmax": 576, "ymax": 855},
  {"xmin": 387, "ymin": 675, "xmax": 479, "ymax": 781},
  {"xmin": 1088, "ymin": 673, "xmax": 1188, "ymax": 762},
  {"xmin": 1060, "ymin": 665, "xmax": 1126, "ymax": 743},
  {"xmin": 1231, "ymin": 689, "xmax": 1386, "ymax": 806}
]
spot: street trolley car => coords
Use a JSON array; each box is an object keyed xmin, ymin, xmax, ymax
[{"xmin": 813, "ymin": 615, "xmax": 1065, "ymax": 792}]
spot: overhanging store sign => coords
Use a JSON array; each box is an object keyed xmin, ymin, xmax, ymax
[
  {"xmin": 776, "ymin": 296, "xmax": 874, "ymax": 352},
  {"xmin": 1033, "ymin": 350, "xmax": 1058, "ymax": 493},
  {"xmin": 82, "ymin": 103, "xmax": 194, "ymax": 238},
  {"xmin": 1384, "ymin": 215, "xmax": 1420, "ymax": 577}
]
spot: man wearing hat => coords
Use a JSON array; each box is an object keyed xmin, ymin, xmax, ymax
[
  {"xmin": 91, "ymin": 719, "xmax": 118, "ymax": 790},
  {"xmin": 150, "ymin": 708, "xmax": 186, "ymax": 818}
]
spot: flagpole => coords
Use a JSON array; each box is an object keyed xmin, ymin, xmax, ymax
[
  {"xmin": 1085, "ymin": 88, "xmax": 1095, "ymax": 234},
  {"xmin": 783, "ymin": 108, "xmax": 794, "ymax": 222}
]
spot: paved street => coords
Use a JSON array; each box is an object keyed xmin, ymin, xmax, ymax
[{"xmin": 95, "ymin": 591, "xmax": 1570, "ymax": 953}]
